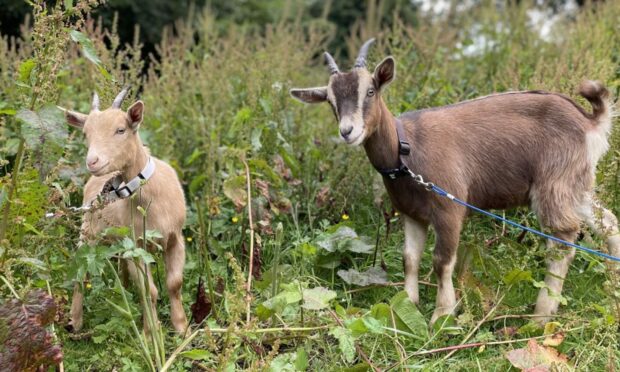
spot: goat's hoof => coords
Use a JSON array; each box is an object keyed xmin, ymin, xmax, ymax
[{"xmin": 65, "ymin": 319, "xmax": 83, "ymax": 333}]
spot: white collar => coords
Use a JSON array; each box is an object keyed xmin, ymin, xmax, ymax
[{"xmin": 92, "ymin": 156, "xmax": 156, "ymax": 207}]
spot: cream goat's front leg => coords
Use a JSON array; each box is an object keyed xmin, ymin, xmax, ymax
[
  {"xmin": 403, "ymin": 216, "xmax": 428, "ymax": 304},
  {"xmin": 165, "ymin": 232, "xmax": 188, "ymax": 333},
  {"xmin": 69, "ymin": 282, "xmax": 84, "ymax": 331}
]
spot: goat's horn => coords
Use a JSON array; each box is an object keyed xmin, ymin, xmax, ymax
[
  {"xmin": 91, "ymin": 92, "xmax": 100, "ymax": 111},
  {"xmin": 324, "ymin": 52, "xmax": 340, "ymax": 75},
  {"xmin": 353, "ymin": 38, "xmax": 376, "ymax": 68},
  {"xmin": 111, "ymin": 86, "xmax": 130, "ymax": 109}
]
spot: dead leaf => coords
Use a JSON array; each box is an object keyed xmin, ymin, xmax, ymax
[
  {"xmin": 273, "ymin": 155, "xmax": 301, "ymax": 185},
  {"xmin": 543, "ymin": 332, "xmax": 565, "ymax": 347},
  {"xmin": 255, "ymin": 179, "xmax": 270, "ymax": 200},
  {"xmin": 223, "ymin": 175, "xmax": 247, "ymax": 211},
  {"xmin": 316, "ymin": 186, "xmax": 330, "ymax": 208},
  {"xmin": 506, "ymin": 339, "xmax": 570, "ymax": 371},
  {"xmin": 190, "ymin": 277, "xmax": 211, "ymax": 324}
]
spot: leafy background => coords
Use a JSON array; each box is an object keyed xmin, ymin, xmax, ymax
[{"xmin": 0, "ymin": 0, "xmax": 619, "ymax": 370}]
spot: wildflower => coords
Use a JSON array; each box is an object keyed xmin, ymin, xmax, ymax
[
  {"xmin": 341, "ymin": 214, "xmax": 349, "ymax": 221},
  {"xmin": 394, "ymin": 212, "xmax": 399, "ymax": 216},
  {"xmin": 271, "ymin": 81, "xmax": 283, "ymax": 92},
  {"xmin": 232, "ymin": 216, "xmax": 239, "ymax": 223},
  {"xmin": 186, "ymin": 236, "xmax": 193, "ymax": 242},
  {"xmin": 85, "ymin": 282, "xmax": 92, "ymax": 290}
]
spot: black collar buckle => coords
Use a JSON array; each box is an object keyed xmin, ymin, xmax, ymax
[{"xmin": 399, "ymin": 140, "xmax": 410, "ymax": 155}]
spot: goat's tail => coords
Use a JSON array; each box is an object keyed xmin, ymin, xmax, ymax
[{"xmin": 579, "ymin": 80, "xmax": 612, "ymax": 123}]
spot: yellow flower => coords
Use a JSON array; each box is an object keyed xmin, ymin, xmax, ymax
[
  {"xmin": 85, "ymin": 282, "xmax": 92, "ymax": 290},
  {"xmin": 186, "ymin": 236, "xmax": 193, "ymax": 242},
  {"xmin": 394, "ymin": 212, "xmax": 399, "ymax": 216},
  {"xmin": 341, "ymin": 214, "xmax": 349, "ymax": 220},
  {"xmin": 232, "ymin": 216, "xmax": 239, "ymax": 223}
]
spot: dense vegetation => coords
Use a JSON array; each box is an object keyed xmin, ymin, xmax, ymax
[{"xmin": 1, "ymin": 1, "xmax": 619, "ymax": 370}]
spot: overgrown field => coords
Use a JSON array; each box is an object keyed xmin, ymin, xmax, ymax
[{"xmin": 1, "ymin": 1, "xmax": 620, "ymax": 370}]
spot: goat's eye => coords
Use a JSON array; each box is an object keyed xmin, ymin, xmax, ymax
[
  {"xmin": 367, "ymin": 88, "xmax": 375, "ymax": 97},
  {"xmin": 115, "ymin": 128, "xmax": 126, "ymax": 135}
]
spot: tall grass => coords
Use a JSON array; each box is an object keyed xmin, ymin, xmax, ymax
[{"xmin": 0, "ymin": 0, "xmax": 619, "ymax": 370}]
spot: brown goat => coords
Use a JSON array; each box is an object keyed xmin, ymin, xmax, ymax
[
  {"xmin": 62, "ymin": 90, "xmax": 188, "ymax": 333},
  {"xmin": 291, "ymin": 39, "xmax": 619, "ymax": 324}
]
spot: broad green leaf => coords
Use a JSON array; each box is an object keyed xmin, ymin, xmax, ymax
[
  {"xmin": 180, "ymin": 349, "xmax": 211, "ymax": 360},
  {"xmin": 122, "ymin": 248, "xmax": 155, "ymax": 264},
  {"xmin": 316, "ymin": 226, "xmax": 357, "ymax": 252},
  {"xmin": 262, "ymin": 281, "xmax": 303, "ymax": 313},
  {"xmin": 361, "ymin": 316, "xmax": 384, "ymax": 334},
  {"xmin": 269, "ymin": 352, "xmax": 297, "ymax": 372},
  {"xmin": 370, "ymin": 303, "xmax": 391, "ymax": 326},
  {"xmin": 69, "ymin": 30, "xmax": 110, "ymax": 78},
  {"xmin": 347, "ymin": 238, "xmax": 374, "ymax": 254},
  {"xmin": 18, "ymin": 59, "xmax": 36, "ymax": 85},
  {"xmin": 346, "ymin": 318, "xmax": 369, "ymax": 337},
  {"xmin": 432, "ymin": 314, "xmax": 462, "ymax": 335},
  {"xmin": 302, "ymin": 286, "xmax": 336, "ymax": 310},
  {"xmin": 329, "ymin": 327, "xmax": 356, "ymax": 364},
  {"xmin": 337, "ymin": 267, "xmax": 388, "ymax": 286},
  {"xmin": 315, "ymin": 226, "xmax": 374, "ymax": 254},
  {"xmin": 503, "ymin": 269, "xmax": 533, "ymax": 285},
  {"xmin": 294, "ymin": 348, "xmax": 308, "ymax": 371},
  {"xmin": 16, "ymin": 105, "xmax": 68, "ymax": 178},
  {"xmin": 390, "ymin": 291, "xmax": 428, "ymax": 341},
  {"xmin": 64, "ymin": 0, "xmax": 73, "ymax": 11}
]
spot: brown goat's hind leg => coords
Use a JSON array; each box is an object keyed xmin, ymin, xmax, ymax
[
  {"xmin": 165, "ymin": 233, "xmax": 188, "ymax": 333},
  {"xmin": 534, "ymin": 230, "xmax": 578, "ymax": 324}
]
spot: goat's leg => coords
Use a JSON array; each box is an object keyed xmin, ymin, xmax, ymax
[
  {"xmin": 430, "ymin": 213, "xmax": 463, "ymax": 325},
  {"xmin": 69, "ymin": 281, "xmax": 85, "ymax": 331},
  {"xmin": 403, "ymin": 216, "xmax": 428, "ymax": 304},
  {"xmin": 126, "ymin": 258, "xmax": 159, "ymax": 333},
  {"xmin": 578, "ymin": 194, "xmax": 620, "ymax": 261},
  {"xmin": 534, "ymin": 229, "xmax": 578, "ymax": 324},
  {"xmin": 165, "ymin": 232, "xmax": 188, "ymax": 333}
]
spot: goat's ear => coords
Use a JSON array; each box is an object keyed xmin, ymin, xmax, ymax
[
  {"xmin": 127, "ymin": 100, "xmax": 144, "ymax": 130},
  {"xmin": 59, "ymin": 107, "xmax": 88, "ymax": 129},
  {"xmin": 290, "ymin": 87, "xmax": 328, "ymax": 104},
  {"xmin": 373, "ymin": 56, "xmax": 395, "ymax": 90}
]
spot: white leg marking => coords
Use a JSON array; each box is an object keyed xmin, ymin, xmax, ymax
[
  {"xmin": 534, "ymin": 239, "xmax": 576, "ymax": 323},
  {"xmin": 431, "ymin": 255, "xmax": 457, "ymax": 324},
  {"xmin": 403, "ymin": 216, "xmax": 428, "ymax": 304}
]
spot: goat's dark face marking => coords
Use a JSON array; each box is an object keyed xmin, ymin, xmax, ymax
[
  {"xmin": 324, "ymin": 70, "xmax": 375, "ymax": 145},
  {"xmin": 290, "ymin": 38, "xmax": 395, "ymax": 146}
]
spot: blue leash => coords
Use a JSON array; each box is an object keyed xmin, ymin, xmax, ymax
[{"xmin": 430, "ymin": 184, "xmax": 620, "ymax": 263}]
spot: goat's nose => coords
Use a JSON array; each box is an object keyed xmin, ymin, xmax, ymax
[
  {"xmin": 340, "ymin": 126, "xmax": 353, "ymax": 138},
  {"xmin": 87, "ymin": 156, "xmax": 99, "ymax": 168}
]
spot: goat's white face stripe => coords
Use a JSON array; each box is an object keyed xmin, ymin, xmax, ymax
[{"xmin": 328, "ymin": 70, "xmax": 374, "ymax": 146}]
